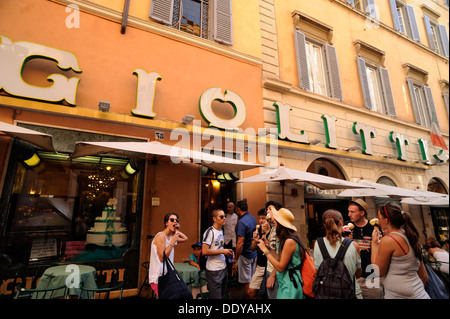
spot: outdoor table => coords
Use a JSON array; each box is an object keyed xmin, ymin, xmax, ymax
[
  {"xmin": 34, "ymin": 264, "xmax": 97, "ymax": 299},
  {"xmin": 174, "ymin": 263, "xmax": 200, "ymax": 287}
]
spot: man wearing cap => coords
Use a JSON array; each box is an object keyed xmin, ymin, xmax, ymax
[{"xmin": 348, "ymin": 199, "xmax": 382, "ymax": 299}]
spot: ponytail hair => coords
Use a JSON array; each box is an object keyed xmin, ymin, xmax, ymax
[
  {"xmin": 378, "ymin": 202, "xmax": 422, "ymax": 260},
  {"xmin": 322, "ymin": 209, "xmax": 343, "ymax": 247}
]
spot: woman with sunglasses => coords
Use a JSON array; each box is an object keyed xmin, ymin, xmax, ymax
[
  {"xmin": 148, "ymin": 212, "xmax": 188, "ymax": 297},
  {"xmin": 371, "ymin": 202, "xmax": 429, "ymax": 299}
]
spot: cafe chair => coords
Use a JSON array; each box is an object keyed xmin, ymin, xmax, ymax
[
  {"xmin": 14, "ymin": 282, "xmax": 68, "ymax": 299},
  {"xmin": 195, "ymin": 270, "xmax": 209, "ymax": 299},
  {"xmin": 78, "ymin": 281, "xmax": 123, "ymax": 299},
  {"xmin": 137, "ymin": 261, "xmax": 156, "ymax": 298}
]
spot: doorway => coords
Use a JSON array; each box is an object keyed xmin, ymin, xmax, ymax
[
  {"xmin": 200, "ymin": 169, "xmax": 237, "ymax": 236},
  {"xmin": 306, "ymin": 199, "xmax": 349, "ymax": 246}
]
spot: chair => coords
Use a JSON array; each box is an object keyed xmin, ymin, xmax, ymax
[
  {"xmin": 14, "ymin": 282, "xmax": 68, "ymax": 299},
  {"xmin": 196, "ymin": 270, "xmax": 209, "ymax": 299},
  {"xmin": 137, "ymin": 261, "xmax": 156, "ymax": 298},
  {"xmin": 80, "ymin": 260, "xmax": 124, "ymax": 299},
  {"xmin": 78, "ymin": 281, "xmax": 123, "ymax": 299}
]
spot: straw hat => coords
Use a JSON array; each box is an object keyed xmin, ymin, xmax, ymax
[
  {"xmin": 349, "ymin": 198, "xmax": 368, "ymax": 215},
  {"xmin": 271, "ymin": 207, "xmax": 297, "ymax": 231}
]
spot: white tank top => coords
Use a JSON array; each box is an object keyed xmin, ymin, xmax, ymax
[{"xmin": 148, "ymin": 232, "xmax": 174, "ymax": 284}]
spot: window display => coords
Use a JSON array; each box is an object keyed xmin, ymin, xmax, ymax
[{"xmin": 4, "ymin": 151, "xmax": 140, "ymax": 265}]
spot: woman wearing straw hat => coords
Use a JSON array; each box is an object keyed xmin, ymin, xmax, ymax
[{"xmin": 257, "ymin": 207, "xmax": 303, "ymax": 299}]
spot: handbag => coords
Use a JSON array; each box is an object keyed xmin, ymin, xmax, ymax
[
  {"xmin": 424, "ymin": 264, "xmax": 449, "ymax": 299},
  {"xmin": 158, "ymin": 252, "xmax": 193, "ymax": 299}
]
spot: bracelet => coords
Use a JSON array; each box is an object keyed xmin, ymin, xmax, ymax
[{"xmin": 264, "ymin": 250, "xmax": 270, "ymax": 256}]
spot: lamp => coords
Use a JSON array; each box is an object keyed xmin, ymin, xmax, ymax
[
  {"xmin": 24, "ymin": 153, "xmax": 41, "ymax": 167},
  {"xmin": 182, "ymin": 114, "xmax": 195, "ymax": 125},
  {"xmin": 345, "ymin": 145, "xmax": 361, "ymax": 152},
  {"xmin": 383, "ymin": 154, "xmax": 396, "ymax": 159},
  {"xmin": 309, "ymin": 138, "xmax": 321, "ymax": 145},
  {"xmin": 98, "ymin": 100, "xmax": 111, "ymax": 112}
]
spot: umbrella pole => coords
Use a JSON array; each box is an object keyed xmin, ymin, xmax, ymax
[{"xmin": 280, "ymin": 181, "xmax": 285, "ymax": 207}]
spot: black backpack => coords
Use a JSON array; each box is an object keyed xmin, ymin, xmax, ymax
[
  {"xmin": 199, "ymin": 227, "xmax": 214, "ymax": 270},
  {"xmin": 312, "ymin": 237, "xmax": 356, "ymax": 299}
]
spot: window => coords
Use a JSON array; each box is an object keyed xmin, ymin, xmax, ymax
[
  {"xmin": 305, "ymin": 41, "xmax": 328, "ymax": 95},
  {"xmin": 389, "ymin": 0, "xmax": 421, "ymax": 41},
  {"xmin": 346, "ymin": 0, "xmax": 378, "ymax": 19},
  {"xmin": 423, "ymin": 15, "xmax": 449, "ymax": 57},
  {"xmin": 149, "ymin": 0, "xmax": 233, "ymax": 45},
  {"xmin": 292, "ymin": 11, "xmax": 343, "ymax": 102},
  {"xmin": 355, "ymin": 41, "xmax": 396, "ymax": 116},
  {"xmin": 295, "ymin": 31, "xmax": 343, "ymax": 101},
  {"xmin": 407, "ymin": 79, "xmax": 439, "ymax": 128}
]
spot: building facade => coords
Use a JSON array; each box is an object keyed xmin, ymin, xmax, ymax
[
  {"xmin": 0, "ymin": 0, "xmax": 448, "ymax": 299},
  {"xmin": 0, "ymin": 0, "xmax": 267, "ymax": 297},
  {"xmin": 258, "ymin": 0, "xmax": 449, "ymax": 245}
]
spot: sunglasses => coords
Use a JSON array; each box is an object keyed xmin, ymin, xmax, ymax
[
  {"xmin": 169, "ymin": 218, "xmax": 179, "ymax": 223},
  {"xmin": 217, "ymin": 215, "xmax": 226, "ymax": 219}
]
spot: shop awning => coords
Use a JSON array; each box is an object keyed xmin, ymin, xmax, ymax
[
  {"xmin": 236, "ymin": 165, "xmax": 372, "ymax": 190},
  {"xmin": 0, "ymin": 121, "xmax": 56, "ymax": 153},
  {"xmin": 69, "ymin": 141, "xmax": 263, "ymax": 173},
  {"xmin": 338, "ymin": 180, "xmax": 447, "ymax": 199}
]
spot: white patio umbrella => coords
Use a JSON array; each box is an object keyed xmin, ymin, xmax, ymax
[
  {"xmin": 69, "ymin": 141, "xmax": 262, "ymax": 173},
  {"xmin": 402, "ymin": 195, "xmax": 449, "ymax": 207},
  {"xmin": 236, "ymin": 165, "xmax": 372, "ymax": 205},
  {"xmin": 338, "ymin": 180, "xmax": 446, "ymax": 198},
  {"xmin": 0, "ymin": 120, "xmax": 56, "ymax": 153}
]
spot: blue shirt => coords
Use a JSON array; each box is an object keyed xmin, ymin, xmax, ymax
[{"xmin": 235, "ymin": 212, "xmax": 257, "ymax": 259}]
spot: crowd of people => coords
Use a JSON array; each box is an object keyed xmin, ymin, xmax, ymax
[{"xmin": 147, "ymin": 199, "xmax": 449, "ymax": 299}]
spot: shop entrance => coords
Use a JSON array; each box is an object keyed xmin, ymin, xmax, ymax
[
  {"xmin": 306, "ymin": 199, "xmax": 349, "ymax": 245},
  {"xmin": 200, "ymin": 168, "xmax": 237, "ymax": 236}
]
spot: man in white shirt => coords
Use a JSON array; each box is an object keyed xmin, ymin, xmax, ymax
[
  {"xmin": 202, "ymin": 209, "xmax": 234, "ymax": 299},
  {"xmin": 224, "ymin": 201, "xmax": 238, "ymax": 249}
]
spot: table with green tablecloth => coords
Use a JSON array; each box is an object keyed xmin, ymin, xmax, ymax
[
  {"xmin": 34, "ymin": 264, "xmax": 97, "ymax": 299},
  {"xmin": 174, "ymin": 263, "xmax": 200, "ymax": 287}
]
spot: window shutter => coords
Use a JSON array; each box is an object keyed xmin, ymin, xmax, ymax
[
  {"xmin": 405, "ymin": 5, "xmax": 420, "ymax": 41},
  {"xmin": 365, "ymin": 0, "xmax": 378, "ymax": 20},
  {"xmin": 294, "ymin": 30, "xmax": 310, "ymax": 91},
  {"xmin": 443, "ymin": 93, "xmax": 449, "ymax": 115},
  {"xmin": 389, "ymin": 0, "xmax": 401, "ymax": 32},
  {"xmin": 325, "ymin": 45, "xmax": 343, "ymax": 101},
  {"xmin": 438, "ymin": 24, "xmax": 449, "ymax": 57},
  {"xmin": 407, "ymin": 79, "xmax": 422, "ymax": 125},
  {"xmin": 357, "ymin": 57, "xmax": 372, "ymax": 110},
  {"xmin": 378, "ymin": 67, "xmax": 396, "ymax": 117},
  {"xmin": 424, "ymin": 86, "xmax": 439, "ymax": 129},
  {"xmin": 423, "ymin": 16, "xmax": 436, "ymax": 50},
  {"xmin": 149, "ymin": 0, "xmax": 174, "ymax": 25},
  {"xmin": 214, "ymin": 0, "xmax": 233, "ymax": 45},
  {"xmin": 347, "ymin": 0, "xmax": 355, "ymax": 6}
]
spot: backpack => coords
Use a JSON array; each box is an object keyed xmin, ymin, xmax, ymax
[
  {"xmin": 199, "ymin": 227, "xmax": 215, "ymax": 270},
  {"xmin": 286, "ymin": 236, "xmax": 316, "ymax": 298},
  {"xmin": 312, "ymin": 237, "xmax": 356, "ymax": 299}
]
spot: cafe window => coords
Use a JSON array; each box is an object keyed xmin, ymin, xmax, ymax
[{"xmin": 1, "ymin": 142, "xmax": 143, "ymax": 265}]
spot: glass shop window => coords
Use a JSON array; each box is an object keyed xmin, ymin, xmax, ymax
[{"xmin": 4, "ymin": 151, "xmax": 140, "ymax": 265}]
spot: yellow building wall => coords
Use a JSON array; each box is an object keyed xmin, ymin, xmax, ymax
[{"xmin": 274, "ymin": 0, "xmax": 449, "ymax": 133}]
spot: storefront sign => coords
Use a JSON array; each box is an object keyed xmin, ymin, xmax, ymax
[
  {"xmin": 0, "ymin": 34, "xmax": 447, "ymax": 165},
  {"xmin": 0, "ymin": 35, "xmax": 82, "ymax": 105},
  {"xmin": 275, "ymin": 102, "xmax": 448, "ymax": 164}
]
